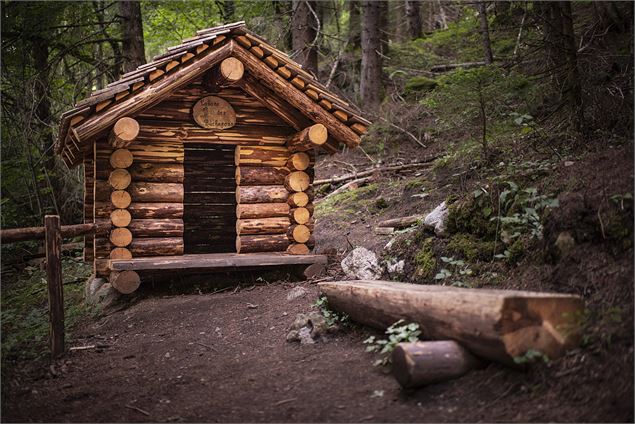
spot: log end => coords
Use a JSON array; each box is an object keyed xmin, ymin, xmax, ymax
[{"xmin": 110, "ymin": 270, "xmax": 140, "ymax": 294}]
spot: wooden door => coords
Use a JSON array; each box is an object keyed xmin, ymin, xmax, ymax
[{"xmin": 183, "ymin": 143, "xmax": 236, "ymax": 253}]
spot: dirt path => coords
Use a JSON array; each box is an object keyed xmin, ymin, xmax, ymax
[{"xmin": 2, "ymin": 282, "xmax": 633, "ymax": 423}]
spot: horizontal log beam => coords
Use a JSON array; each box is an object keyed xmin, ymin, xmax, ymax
[{"xmin": 1, "ymin": 222, "xmax": 109, "ymax": 244}]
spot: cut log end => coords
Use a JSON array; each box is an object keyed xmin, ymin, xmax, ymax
[
  {"xmin": 110, "ymin": 227, "xmax": 133, "ymax": 247},
  {"xmin": 110, "ymin": 270, "xmax": 140, "ymax": 294},
  {"xmin": 284, "ymin": 171, "xmax": 311, "ymax": 192},
  {"xmin": 109, "ymin": 169, "xmax": 131, "ymax": 190},
  {"xmin": 287, "ymin": 192, "xmax": 309, "ymax": 208},
  {"xmin": 220, "ymin": 57, "xmax": 244, "ymax": 82},
  {"xmin": 109, "ymin": 149, "xmax": 134, "ymax": 169},
  {"xmin": 308, "ymin": 124, "xmax": 328, "ymax": 145},
  {"xmin": 287, "ymin": 152, "xmax": 311, "ymax": 171},
  {"xmin": 288, "ymin": 224, "xmax": 311, "ymax": 243},
  {"xmin": 290, "ymin": 207, "xmax": 311, "ymax": 224},
  {"xmin": 111, "ymin": 190, "xmax": 132, "ymax": 209},
  {"xmin": 109, "ymin": 117, "xmax": 139, "ymax": 148},
  {"xmin": 110, "ymin": 208, "xmax": 132, "ymax": 227},
  {"xmin": 110, "ymin": 247, "xmax": 132, "ymax": 260}
]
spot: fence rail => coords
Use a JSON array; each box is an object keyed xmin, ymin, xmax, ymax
[{"xmin": 1, "ymin": 217, "xmax": 107, "ymax": 357}]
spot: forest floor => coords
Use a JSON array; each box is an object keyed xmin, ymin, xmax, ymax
[{"xmin": 2, "ymin": 141, "xmax": 633, "ymax": 423}]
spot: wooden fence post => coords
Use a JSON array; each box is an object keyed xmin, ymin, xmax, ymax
[{"xmin": 44, "ymin": 215, "xmax": 65, "ymax": 357}]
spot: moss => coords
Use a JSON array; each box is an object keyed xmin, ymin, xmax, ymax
[
  {"xmin": 413, "ymin": 238, "xmax": 436, "ymax": 280},
  {"xmin": 315, "ymin": 183, "xmax": 378, "ymax": 217},
  {"xmin": 606, "ymin": 214, "xmax": 633, "ymax": 250},
  {"xmin": 505, "ymin": 238, "xmax": 527, "ymax": 265},
  {"xmin": 404, "ymin": 177, "xmax": 429, "ymax": 190},
  {"xmin": 404, "ymin": 76, "xmax": 438, "ymax": 94},
  {"xmin": 374, "ymin": 197, "xmax": 389, "ymax": 210},
  {"xmin": 447, "ymin": 234, "xmax": 497, "ymax": 261},
  {"xmin": 446, "ymin": 197, "xmax": 498, "ymax": 239}
]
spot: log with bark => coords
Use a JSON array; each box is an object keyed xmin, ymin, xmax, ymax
[
  {"xmin": 236, "ymin": 203, "xmax": 290, "ymax": 219},
  {"xmin": 318, "ymin": 280, "xmax": 585, "ymax": 365},
  {"xmin": 127, "ymin": 163, "xmax": 184, "ymax": 183},
  {"xmin": 129, "ymin": 237, "xmax": 184, "ymax": 256},
  {"xmin": 234, "ymin": 145, "xmax": 290, "ymax": 167},
  {"xmin": 236, "ymin": 185, "xmax": 288, "ymax": 203},
  {"xmin": 0, "ymin": 222, "xmax": 109, "ymax": 244},
  {"xmin": 236, "ymin": 234, "xmax": 290, "ymax": 253},
  {"xmin": 392, "ymin": 341, "xmax": 482, "ymax": 389},
  {"xmin": 128, "ymin": 219, "xmax": 184, "ymax": 237},
  {"xmin": 128, "ymin": 182, "xmax": 184, "ymax": 203},
  {"xmin": 109, "ymin": 117, "xmax": 140, "ymax": 148},
  {"xmin": 235, "ymin": 166, "xmax": 289, "ymax": 186},
  {"xmin": 96, "ymin": 202, "xmax": 184, "ymax": 219},
  {"xmin": 286, "ymin": 124, "xmax": 328, "ymax": 151},
  {"xmin": 313, "ymin": 159, "xmax": 437, "ymax": 186},
  {"xmin": 377, "ymin": 215, "xmax": 424, "ymax": 229},
  {"xmin": 236, "ymin": 217, "xmax": 291, "ymax": 235}
]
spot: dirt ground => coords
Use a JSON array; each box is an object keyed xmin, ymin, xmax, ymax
[{"xmin": 2, "ymin": 280, "xmax": 633, "ymax": 423}]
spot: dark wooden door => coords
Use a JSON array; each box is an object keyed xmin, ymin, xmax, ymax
[{"xmin": 183, "ymin": 143, "xmax": 236, "ymax": 253}]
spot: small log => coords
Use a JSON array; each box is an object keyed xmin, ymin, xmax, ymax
[
  {"xmin": 128, "ymin": 219, "xmax": 184, "ymax": 237},
  {"xmin": 287, "ymin": 192, "xmax": 310, "ymax": 208},
  {"xmin": 110, "ymin": 270, "xmax": 141, "ymax": 294},
  {"xmin": 236, "ymin": 234, "xmax": 290, "ymax": 253},
  {"xmin": 287, "ymin": 243, "xmax": 309, "ymax": 255},
  {"xmin": 111, "ymin": 190, "xmax": 132, "ymax": 209},
  {"xmin": 287, "ymin": 224, "xmax": 311, "ymax": 243},
  {"xmin": 44, "ymin": 215, "xmax": 64, "ymax": 357},
  {"xmin": 109, "ymin": 168, "xmax": 131, "ymax": 190},
  {"xmin": 236, "ymin": 185, "xmax": 288, "ymax": 203},
  {"xmin": 289, "ymin": 207, "xmax": 311, "ymax": 225},
  {"xmin": 110, "ymin": 227, "xmax": 133, "ymax": 247},
  {"xmin": 235, "ymin": 166, "xmax": 289, "ymax": 186},
  {"xmin": 110, "ymin": 247, "xmax": 132, "ymax": 259},
  {"xmin": 109, "ymin": 149, "xmax": 134, "ymax": 169},
  {"xmin": 392, "ymin": 341, "xmax": 482, "ymax": 389},
  {"xmin": 377, "ymin": 215, "xmax": 424, "ymax": 229},
  {"xmin": 286, "ymin": 124, "xmax": 328, "ymax": 152},
  {"xmin": 128, "ymin": 182, "xmax": 184, "ymax": 203},
  {"xmin": 235, "ymin": 145, "xmax": 290, "ymax": 167},
  {"xmin": 128, "ymin": 163, "xmax": 184, "ymax": 183},
  {"xmin": 318, "ymin": 280, "xmax": 585, "ymax": 365},
  {"xmin": 284, "ymin": 171, "xmax": 311, "ymax": 192},
  {"xmin": 108, "ymin": 117, "xmax": 140, "ymax": 148},
  {"xmin": 236, "ymin": 203, "xmax": 290, "ymax": 219},
  {"xmin": 110, "ymin": 209, "xmax": 132, "ymax": 227},
  {"xmin": 236, "ymin": 217, "xmax": 291, "ymax": 235},
  {"xmin": 129, "ymin": 237, "xmax": 184, "ymax": 256},
  {"xmin": 287, "ymin": 152, "xmax": 311, "ymax": 171}
]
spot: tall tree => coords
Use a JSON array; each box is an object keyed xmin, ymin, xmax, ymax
[
  {"xmin": 476, "ymin": 2, "xmax": 494, "ymax": 64},
  {"xmin": 119, "ymin": 1, "xmax": 146, "ymax": 73},
  {"xmin": 348, "ymin": 0, "xmax": 361, "ymax": 50},
  {"xmin": 360, "ymin": 0, "xmax": 382, "ymax": 112},
  {"xmin": 405, "ymin": 0, "xmax": 422, "ymax": 39},
  {"xmin": 291, "ymin": 0, "xmax": 318, "ymax": 76}
]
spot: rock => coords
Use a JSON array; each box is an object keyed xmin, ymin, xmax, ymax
[
  {"xmin": 385, "ymin": 259, "xmax": 405, "ymax": 278},
  {"xmin": 286, "ymin": 286, "xmax": 309, "ymax": 301},
  {"xmin": 286, "ymin": 311, "xmax": 329, "ymax": 344},
  {"xmin": 555, "ymin": 231, "xmax": 576, "ymax": 257},
  {"xmin": 564, "ymin": 160, "xmax": 575, "ymax": 167},
  {"xmin": 298, "ymin": 327, "xmax": 315, "ymax": 344},
  {"xmin": 85, "ymin": 277, "xmax": 107, "ymax": 301},
  {"xmin": 341, "ymin": 247, "xmax": 382, "ymax": 280},
  {"xmin": 423, "ymin": 201, "xmax": 449, "ymax": 236},
  {"xmin": 90, "ymin": 283, "xmax": 120, "ymax": 310},
  {"xmin": 306, "ymin": 311, "xmax": 328, "ymax": 339}
]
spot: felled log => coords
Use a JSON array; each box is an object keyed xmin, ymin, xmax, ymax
[
  {"xmin": 430, "ymin": 61, "xmax": 486, "ymax": 73},
  {"xmin": 289, "ymin": 207, "xmax": 311, "ymax": 225},
  {"xmin": 109, "ymin": 149, "xmax": 134, "ymax": 169},
  {"xmin": 110, "ymin": 227, "xmax": 133, "ymax": 247},
  {"xmin": 235, "ymin": 145, "xmax": 290, "ymax": 167},
  {"xmin": 111, "ymin": 190, "xmax": 132, "ymax": 209},
  {"xmin": 284, "ymin": 171, "xmax": 311, "ymax": 192},
  {"xmin": 128, "ymin": 219, "xmax": 184, "ymax": 237},
  {"xmin": 110, "ymin": 270, "xmax": 140, "ymax": 294},
  {"xmin": 392, "ymin": 341, "xmax": 482, "ymax": 389},
  {"xmin": 286, "ymin": 124, "xmax": 328, "ymax": 152},
  {"xmin": 108, "ymin": 117, "xmax": 140, "ymax": 148},
  {"xmin": 0, "ymin": 222, "xmax": 109, "ymax": 244},
  {"xmin": 235, "ymin": 166, "xmax": 289, "ymax": 186},
  {"xmin": 286, "ymin": 152, "xmax": 311, "ymax": 171},
  {"xmin": 128, "ymin": 163, "xmax": 184, "ymax": 183},
  {"xmin": 313, "ymin": 159, "xmax": 437, "ymax": 186},
  {"xmin": 318, "ymin": 280, "xmax": 584, "ymax": 365},
  {"xmin": 96, "ymin": 202, "xmax": 184, "ymax": 219},
  {"xmin": 236, "ymin": 217, "xmax": 291, "ymax": 235},
  {"xmin": 236, "ymin": 203, "xmax": 290, "ymax": 219},
  {"xmin": 129, "ymin": 237, "xmax": 184, "ymax": 256},
  {"xmin": 236, "ymin": 234, "xmax": 290, "ymax": 253},
  {"xmin": 110, "ymin": 209, "xmax": 132, "ymax": 227},
  {"xmin": 128, "ymin": 182, "xmax": 184, "ymax": 203},
  {"xmin": 287, "ymin": 192, "xmax": 310, "ymax": 208},
  {"xmin": 236, "ymin": 185, "xmax": 288, "ymax": 203},
  {"xmin": 287, "ymin": 224, "xmax": 311, "ymax": 243},
  {"xmin": 108, "ymin": 168, "xmax": 131, "ymax": 190},
  {"xmin": 377, "ymin": 215, "xmax": 424, "ymax": 229}
]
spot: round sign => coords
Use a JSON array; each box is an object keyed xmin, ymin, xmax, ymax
[{"xmin": 192, "ymin": 96, "xmax": 236, "ymax": 129}]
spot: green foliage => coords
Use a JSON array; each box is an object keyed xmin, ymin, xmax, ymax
[
  {"xmin": 404, "ymin": 76, "xmax": 438, "ymax": 95},
  {"xmin": 447, "ymin": 234, "xmax": 497, "ymax": 262},
  {"xmin": 315, "ymin": 183, "xmax": 378, "ymax": 217},
  {"xmin": 312, "ymin": 295, "xmax": 349, "ymax": 327},
  {"xmin": 363, "ymin": 319, "xmax": 421, "ymax": 366},
  {"xmin": 433, "ymin": 256, "xmax": 474, "ymax": 288},
  {"xmin": 513, "ymin": 349, "xmax": 550, "ymax": 365},
  {"xmin": 413, "ymin": 238, "xmax": 436, "ymax": 280}
]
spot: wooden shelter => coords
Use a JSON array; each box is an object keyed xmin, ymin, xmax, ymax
[{"xmin": 56, "ymin": 22, "xmax": 371, "ymax": 293}]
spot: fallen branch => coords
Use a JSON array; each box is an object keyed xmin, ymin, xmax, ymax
[
  {"xmin": 377, "ymin": 214, "xmax": 425, "ymax": 229},
  {"xmin": 314, "ymin": 159, "xmax": 437, "ymax": 186},
  {"xmin": 125, "ymin": 404, "xmax": 150, "ymax": 416},
  {"xmin": 430, "ymin": 61, "xmax": 486, "ymax": 73},
  {"xmin": 316, "ymin": 177, "xmax": 372, "ymax": 203},
  {"xmin": 376, "ymin": 116, "xmax": 426, "ymax": 148}
]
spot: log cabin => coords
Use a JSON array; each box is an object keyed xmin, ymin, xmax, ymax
[{"xmin": 55, "ymin": 22, "xmax": 371, "ymax": 294}]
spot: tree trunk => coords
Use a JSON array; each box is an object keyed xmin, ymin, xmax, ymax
[
  {"xmin": 558, "ymin": 1, "xmax": 583, "ymax": 131},
  {"xmin": 348, "ymin": 0, "xmax": 361, "ymax": 50},
  {"xmin": 220, "ymin": 0, "xmax": 235, "ymax": 21},
  {"xmin": 405, "ymin": 0, "xmax": 422, "ymax": 39},
  {"xmin": 119, "ymin": 0, "xmax": 146, "ymax": 73},
  {"xmin": 476, "ymin": 1, "xmax": 494, "ymax": 64},
  {"xmin": 318, "ymin": 280, "xmax": 585, "ymax": 365},
  {"xmin": 360, "ymin": 0, "xmax": 383, "ymax": 112},
  {"xmin": 292, "ymin": 0, "xmax": 318, "ymax": 76}
]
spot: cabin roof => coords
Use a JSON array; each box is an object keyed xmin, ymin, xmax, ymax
[{"xmin": 56, "ymin": 21, "xmax": 371, "ymax": 167}]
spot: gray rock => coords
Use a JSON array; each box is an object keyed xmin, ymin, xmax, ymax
[
  {"xmin": 341, "ymin": 247, "xmax": 382, "ymax": 280},
  {"xmin": 286, "ymin": 286, "xmax": 309, "ymax": 301},
  {"xmin": 90, "ymin": 283, "xmax": 120, "ymax": 310},
  {"xmin": 287, "ymin": 311, "xmax": 329, "ymax": 344},
  {"xmin": 424, "ymin": 201, "xmax": 449, "ymax": 236},
  {"xmin": 85, "ymin": 277, "xmax": 107, "ymax": 302},
  {"xmin": 555, "ymin": 231, "xmax": 576, "ymax": 257},
  {"xmin": 385, "ymin": 259, "xmax": 405, "ymax": 277}
]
